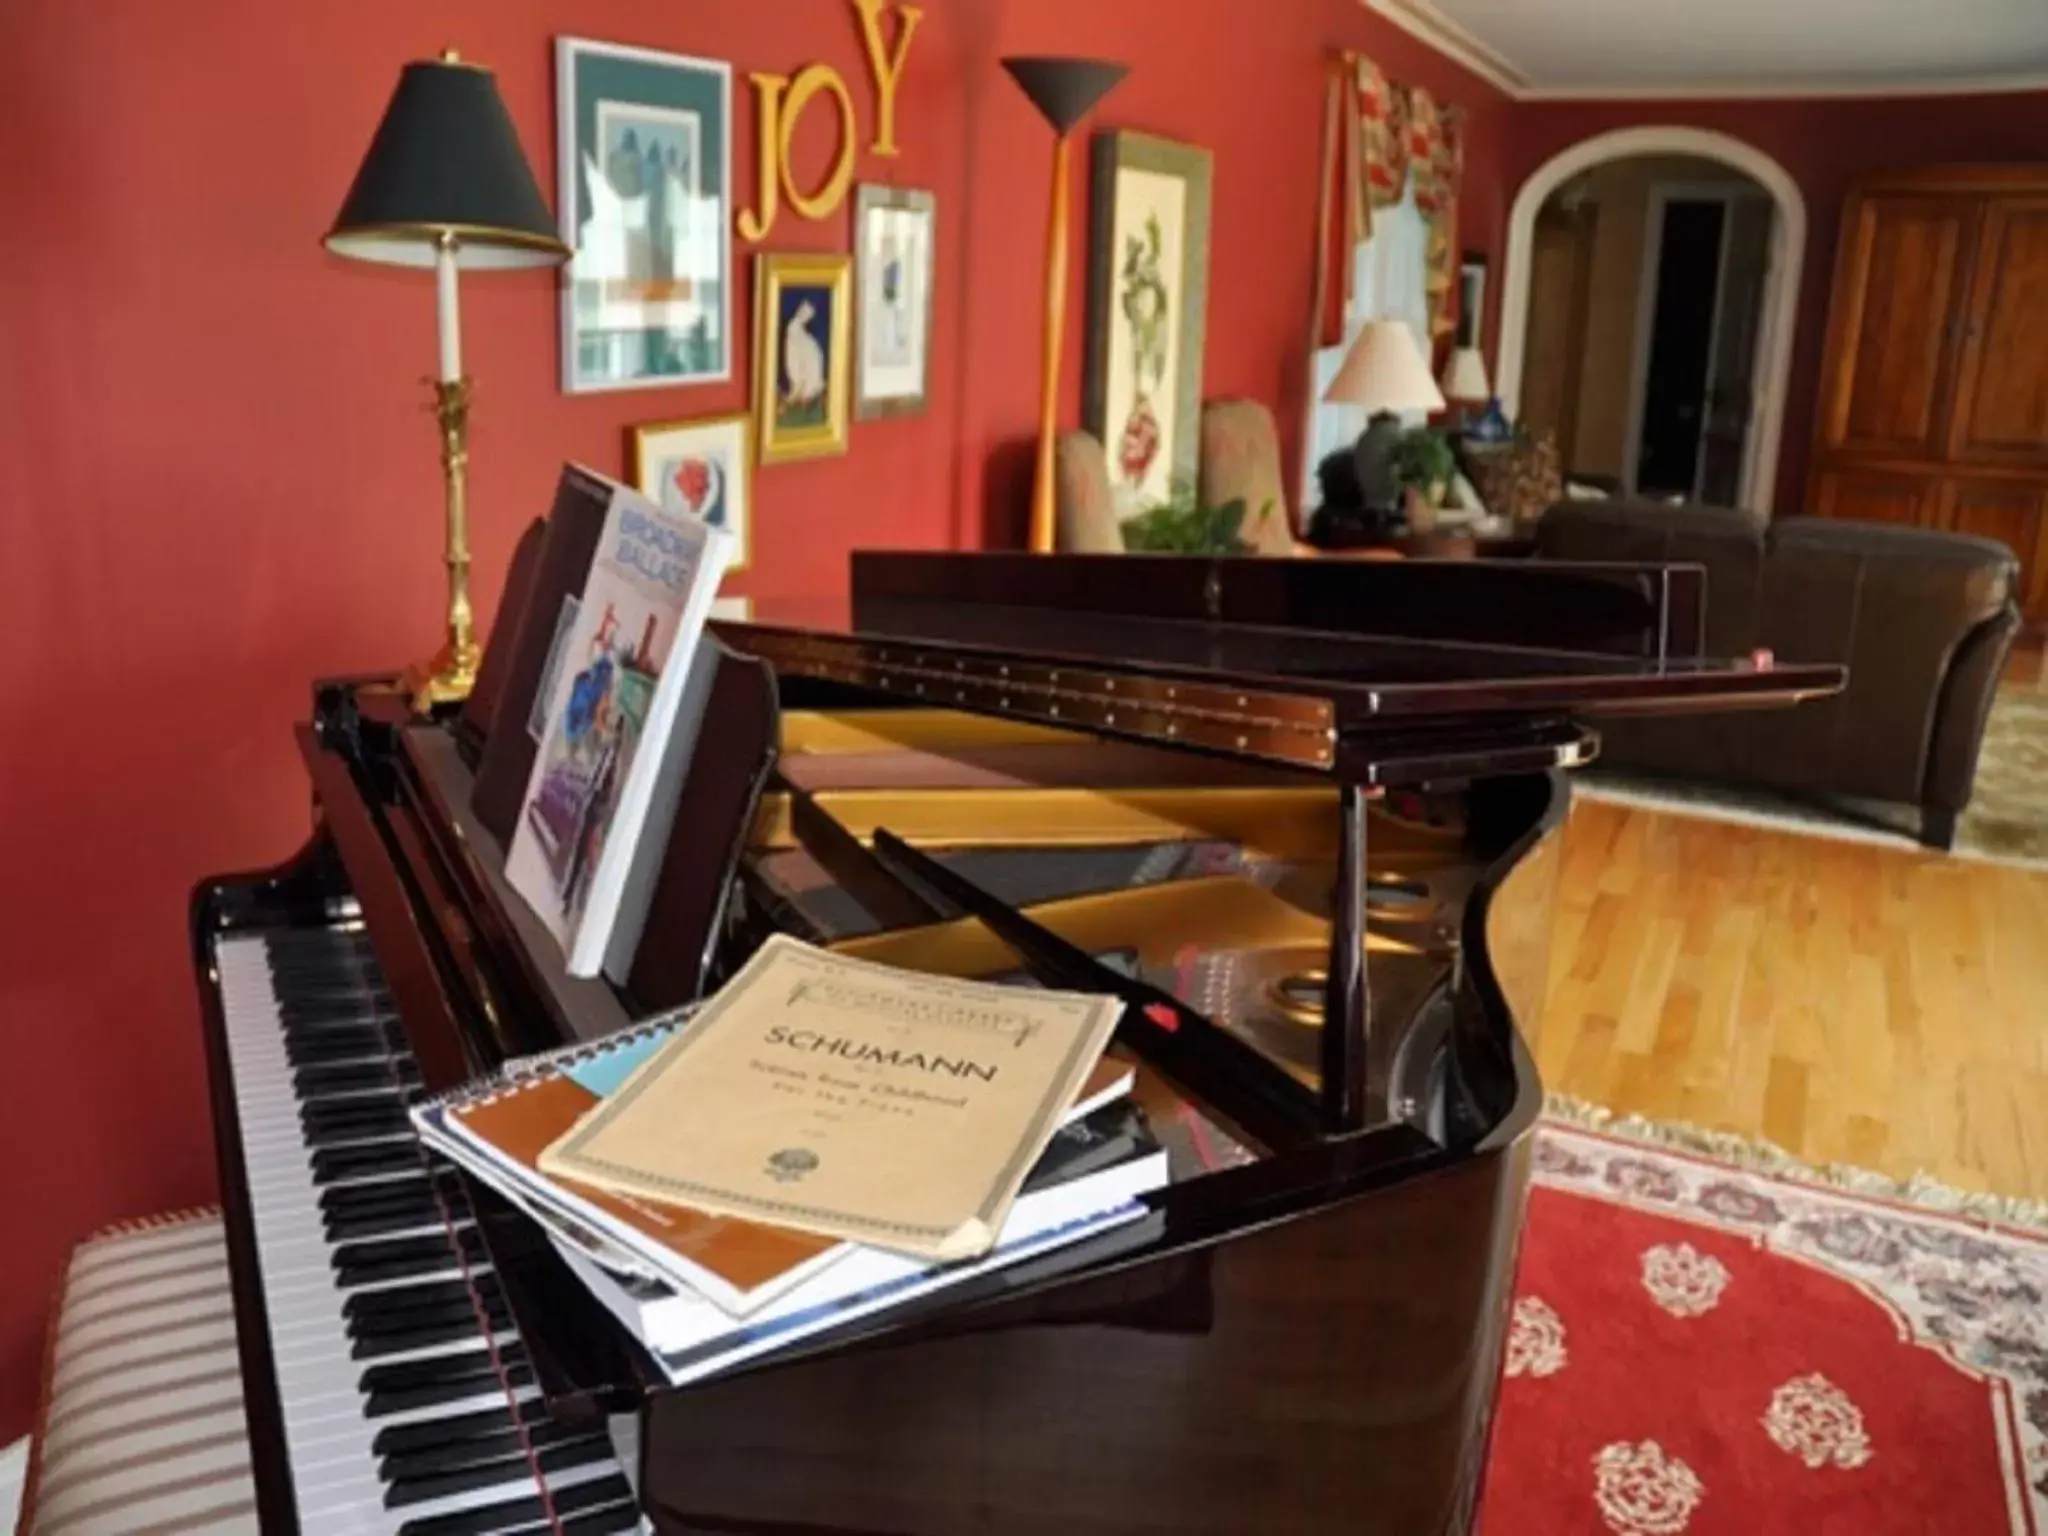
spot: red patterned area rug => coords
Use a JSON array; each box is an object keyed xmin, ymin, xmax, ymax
[{"xmin": 1481, "ymin": 1111, "xmax": 2048, "ymax": 1535}]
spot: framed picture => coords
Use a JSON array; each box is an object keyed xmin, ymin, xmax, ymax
[
  {"xmin": 852, "ymin": 184, "xmax": 937, "ymax": 420},
  {"xmin": 1084, "ymin": 131, "xmax": 1213, "ymax": 519},
  {"xmin": 753, "ymin": 252, "xmax": 852, "ymax": 465},
  {"xmin": 629, "ymin": 412, "xmax": 754, "ymax": 574},
  {"xmin": 1457, "ymin": 251, "xmax": 1488, "ymax": 350},
  {"xmin": 556, "ymin": 37, "xmax": 733, "ymax": 393}
]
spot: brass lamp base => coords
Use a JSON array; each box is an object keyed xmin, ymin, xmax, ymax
[
  {"xmin": 404, "ymin": 637, "xmax": 482, "ymax": 712},
  {"xmin": 408, "ymin": 376, "xmax": 480, "ymax": 715}
]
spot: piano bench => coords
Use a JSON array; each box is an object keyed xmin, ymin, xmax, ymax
[{"xmin": 17, "ymin": 1208, "xmax": 259, "ymax": 1535}]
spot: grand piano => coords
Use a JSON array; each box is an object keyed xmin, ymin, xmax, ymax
[{"xmin": 192, "ymin": 550, "xmax": 1841, "ymax": 1534}]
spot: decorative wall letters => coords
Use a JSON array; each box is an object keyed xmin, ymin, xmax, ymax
[
  {"xmin": 736, "ymin": 0, "xmax": 923, "ymax": 242},
  {"xmin": 851, "ymin": 0, "xmax": 922, "ymax": 157}
]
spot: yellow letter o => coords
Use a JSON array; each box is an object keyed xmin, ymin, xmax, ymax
[{"xmin": 777, "ymin": 64, "xmax": 857, "ymax": 222}]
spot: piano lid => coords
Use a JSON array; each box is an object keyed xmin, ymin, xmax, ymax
[{"xmin": 713, "ymin": 554, "xmax": 1843, "ymax": 774}]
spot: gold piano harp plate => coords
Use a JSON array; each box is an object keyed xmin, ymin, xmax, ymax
[
  {"xmin": 779, "ymin": 708, "xmax": 1088, "ymax": 755},
  {"xmin": 831, "ymin": 876, "xmax": 1428, "ymax": 1089},
  {"xmin": 751, "ymin": 785, "xmax": 1340, "ymax": 858}
]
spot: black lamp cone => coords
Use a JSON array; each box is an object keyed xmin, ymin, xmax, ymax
[
  {"xmin": 327, "ymin": 55, "xmax": 565, "ymax": 268},
  {"xmin": 1000, "ymin": 56, "xmax": 1128, "ymax": 135}
]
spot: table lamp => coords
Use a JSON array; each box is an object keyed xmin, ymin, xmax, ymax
[
  {"xmin": 1440, "ymin": 345, "xmax": 1491, "ymax": 420},
  {"xmin": 1323, "ymin": 319, "xmax": 1445, "ymax": 514},
  {"xmin": 1000, "ymin": 56, "xmax": 1128, "ymax": 554},
  {"xmin": 326, "ymin": 50, "xmax": 569, "ymax": 711}
]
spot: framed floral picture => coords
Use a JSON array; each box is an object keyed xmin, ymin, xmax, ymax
[
  {"xmin": 752, "ymin": 252, "xmax": 852, "ymax": 465},
  {"xmin": 557, "ymin": 37, "xmax": 733, "ymax": 393},
  {"xmin": 628, "ymin": 412, "xmax": 753, "ymax": 573},
  {"xmin": 853, "ymin": 184, "xmax": 937, "ymax": 420},
  {"xmin": 1084, "ymin": 131, "xmax": 1213, "ymax": 519}
]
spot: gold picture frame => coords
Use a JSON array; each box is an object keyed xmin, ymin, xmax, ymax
[
  {"xmin": 627, "ymin": 411, "xmax": 755, "ymax": 575},
  {"xmin": 752, "ymin": 252, "xmax": 852, "ymax": 465}
]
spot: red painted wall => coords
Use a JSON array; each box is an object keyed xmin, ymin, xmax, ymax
[
  {"xmin": 1503, "ymin": 93, "xmax": 2048, "ymax": 514},
  {"xmin": 0, "ymin": 0, "xmax": 1507, "ymax": 1436}
]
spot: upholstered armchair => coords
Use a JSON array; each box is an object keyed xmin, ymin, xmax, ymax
[
  {"xmin": 1055, "ymin": 430, "xmax": 1123, "ymax": 552},
  {"xmin": 1054, "ymin": 401, "xmax": 1304, "ymax": 555},
  {"xmin": 1197, "ymin": 399, "xmax": 1298, "ymax": 555}
]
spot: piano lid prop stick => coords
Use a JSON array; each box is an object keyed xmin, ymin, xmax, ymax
[
  {"xmin": 777, "ymin": 775, "xmax": 955, "ymax": 932},
  {"xmin": 868, "ymin": 828, "xmax": 1319, "ymax": 1152}
]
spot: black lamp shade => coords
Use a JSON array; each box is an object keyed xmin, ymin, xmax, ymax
[
  {"xmin": 1000, "ymin": 57, "xmax": 1128, "ymax": 137},
  {"xmin": 326, "ymin": 56, "xmax": 567, "ymax": 270}
]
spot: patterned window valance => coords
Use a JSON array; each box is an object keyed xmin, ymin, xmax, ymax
[{"xmin": 1342, "ymin": 56, "xmax": 1465, "ymax": 343}]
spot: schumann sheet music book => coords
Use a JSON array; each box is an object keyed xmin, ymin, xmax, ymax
[{"xmin": 540, "ymin": 937, "xmax": 1126, "ymax": 1260}]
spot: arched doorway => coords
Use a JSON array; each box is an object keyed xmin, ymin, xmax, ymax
[{"xmin": 1496, "ymin": 127, "xmax": 1806, "ymax": 513}]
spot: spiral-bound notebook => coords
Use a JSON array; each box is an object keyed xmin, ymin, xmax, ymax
[{"xmin": 411, "ymin": 1015, "xmax": 1137, "ymax": 1318}]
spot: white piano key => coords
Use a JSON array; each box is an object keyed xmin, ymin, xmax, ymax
[{"xmin": 212, "ymin": 929, "xmax": 639, "ymax": 1534}]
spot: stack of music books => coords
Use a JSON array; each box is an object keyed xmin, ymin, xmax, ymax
[{"xmin": 411, "ymin": 939, "xmax": 1168, "ymax": 1386}]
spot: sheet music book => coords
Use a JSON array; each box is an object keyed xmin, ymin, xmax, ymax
[
  {"xmin": 551, "ymin": 1101, "xmax": 1167, "ymax": 1383},
  {"xmin": 412, "ymin": 1014, "xmax": 1135, "ymax": 1316},
  {"xmin": 470, "ymin": 466, "xmax": 612, "ymax": 845},
  {"xmin": 540, "ymin": 937, "xmax": 1128, "ymax": 1261},
  {"xmin": 503, "ymin": 469, "xmax": 734, "ymax": 978}
]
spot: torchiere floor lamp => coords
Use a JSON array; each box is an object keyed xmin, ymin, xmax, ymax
[{"xmin": 1000, "ymin": 57, "xmax": 1127, "ymax": 554}]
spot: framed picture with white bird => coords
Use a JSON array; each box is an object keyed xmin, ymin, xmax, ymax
[{"xmin": 753, "ymin": 252, "xmax": 852, "ymax": 465}]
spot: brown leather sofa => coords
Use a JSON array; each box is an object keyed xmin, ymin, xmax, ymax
[{"xmin": 1533, "ymin": 501, "xmax": 2022, "ymax": 848}]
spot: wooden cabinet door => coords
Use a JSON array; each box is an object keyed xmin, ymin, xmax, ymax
[
  {"xmin": 1947, "ymin": 198, "xmax": 2048, "ymax": 465},
  {"xmin": 1816, "ymin": 193, "xmax": 1978, "ymax": 458},
  {"xmin": 1945, "ymin": 478, "xmax": 2048, "ymax": 623},
  {"xmin": 1811, "ymin": 469, "xmax": 1942, "ymax": 526}
]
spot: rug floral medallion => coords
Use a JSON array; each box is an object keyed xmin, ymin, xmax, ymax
[{"xmin": 1483, "ymin": 1123, "xmax": 2047, "ymax": 1534}]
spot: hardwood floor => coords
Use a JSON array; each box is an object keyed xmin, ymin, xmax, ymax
[
  {"xmin": 1534, "ymin": 796, "xmax": 2048, "ymax": 1203},
  {"xmin": 2007, "ymin": 631, "xmax": 2045, "ymax": 691}
]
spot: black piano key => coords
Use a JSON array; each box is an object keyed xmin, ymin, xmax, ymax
[
  {"xmin": 363, "ymin": 1377, "xmax": 535, "ymax": 1420},
  {"xmin": 347, "ymin": 1283, "xmax": 513, "ymax": 1343},
  {"xmin": 282, "ymin": 1024, "xmax": 404, "ymax": 1058},
  {"xmin": 280, "ymin": 1003, "xmax": 397, "ymax": 1034},
  {"xmin": 371, "ymin": 1396, "xmax": 550, "ymax": 1458},
  {"xmin": 351, "ymin": 1307, "xmax": 513, "ymax": 1361},
  {"xmin": 301, "ymin": 1101, "xmax": 411, "ymax": 1139},
  {"xmin": 554, "ymin": 1499, "xmax": 646, "ymax": 1536},
  {"xmin": 286, "ymin": 1026, "xmax": 403, "ymax": 1066},
  {"xmin": 346, "ymin": 1275, "xmax": 505, "ymax": 1324},
  {"xmin": 312, "ymin": 1141, "xmax": 422, "ymax": 1184},
  {"xmin": 303, "ymin": 1121, "xmax": 413, "ymax": 1153},
  {"xmin": 266, "ymin": 953, "xmax": 380, "ymax": 981},
  {"xmin": 383, "ymin": 1431, "xmax": 614, "ymax": 1508},
  {"xmin": 297, "ymin": 1059, "xmax": 419, "ymax": 1097},
  {"xmin": 321, "ymin": 1170, "xmax": 459, "ymax": 1223},
  {"xmin": 395, "ymin": 1471, "xmax": 634, "ymax": 1536},
  {"xmin": 346, "ymin": 1283, "xmax": 509, "ymax": 1333},
  {"xmin": 325, "ymin": 1200, "xmax": 443, "ymax": 1242},
  {"xmin": 364, "ymin": 1363, "xmax": 535, "ymax": 1417},
  {"xmin": 361, "ymin": 1343, "xmax": 528, "ymax": 1395},
  {"xmin": 278, "ymin": 991, "xmax": 393, "ymax": 1015},
  {"xmin": 377, "ymin": 1417, "xmax": 593, "ymax": 1485},
  {"xmin": 303, "ymin": 1097, "xmax": 411, "ymax": 1130},
  {"xmin": 263, "ymin": 924, "xmax": 372, "ymax": 950},
  {"xmin": 335, "ymin": 1227, "xmax": 484, "ymax": 1276}
]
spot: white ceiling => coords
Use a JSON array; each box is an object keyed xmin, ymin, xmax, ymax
[{"xmin": 1368, "ymin": 0, "xmax": 2048, "ymax": 97}]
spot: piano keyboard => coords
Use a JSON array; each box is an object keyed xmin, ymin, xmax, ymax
[{"xmin": 213, "ymin": 925, "xmax": 644, "ymax": 1535}]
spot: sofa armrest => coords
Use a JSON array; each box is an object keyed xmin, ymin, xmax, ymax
[
  {"xmin": 1923, "ymin": 601, "xmax": 2023, "ymax": 819},
  {"xmin": 1753, "ymin": 520, "xmax": 2020, "ymax": 806}
]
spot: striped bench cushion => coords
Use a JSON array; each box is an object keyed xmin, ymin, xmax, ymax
[{"xmin": 19, "ymin": 1209, "xmax": 257, "ymax": 1535}]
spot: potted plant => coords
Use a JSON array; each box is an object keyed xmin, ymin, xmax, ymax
[
  {"xmin": 1388, "ymin": 427, "xmax": 1456, "ymax": 508},
  {"xmin": 1119, "ymin": 480, "xmax": 1275, "ymax": 554}
]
